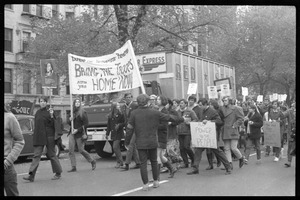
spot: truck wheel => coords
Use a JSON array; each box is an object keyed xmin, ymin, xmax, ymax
[
  {"xmin": 94, "ymin": 141, "xmax": 114, "ymax": 158},
  {"xmin": 84, "ymin": 145, "xmax": 93, "ymax": 153}
]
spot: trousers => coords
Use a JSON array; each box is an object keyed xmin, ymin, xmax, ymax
[
  {"xmin": 29, "ymin": 136, "xmax": 62, "ymax": 176},
  {"xmin": 244, "ymin": 137, "xmax": 261, "ymax": 160},
  {"xmin": 138, "ymin": 148, "xmax": 158, "ymax": 185},
  {"xmin": 69, "ymin": 134, "xmax": 94, "ymax": 167},
  {"xmin": 178, "ymin": 135, "xmax": 194, "ymax": 165},
  {"xmin": 223, "ymin": 139, "xmax": 243, "ymax": 162},
  {"xmin": 4, "ymin": 165, "xmax": 18, "ymax": 196},
  {"xmin": 125, "ymin": 134, "xmax": 140, "ymax": 165},
  {"xmin": 113, "ymin": 140, "xmax": 123, "ymax": 164}
]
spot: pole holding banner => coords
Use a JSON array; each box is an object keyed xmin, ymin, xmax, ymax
[{"xmin": 68, "ymin": 54, "xmax": 74, "ymax": 135}]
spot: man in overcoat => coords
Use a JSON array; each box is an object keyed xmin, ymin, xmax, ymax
[{"xmin": 220, "ymin": 96, "xmax": 245, "ymax": 169}]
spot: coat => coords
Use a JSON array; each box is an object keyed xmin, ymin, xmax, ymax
[
  {"xmin": 244, "ymin": 111, "xmax": 263, "ymax": 140},
  {"xmin": 106, "ymin": 112, "xmax": 125, "ymax": 141},
  {"xmin": 157, "ymin": 107, "xmax": 169, "ymax": 149},
  {"xmin": 125, "ymin": 106, "xmax": 184, "ymax": 149},
  {"xmin": 190, "ymin": 105, "xmax": 203, "ymax": 121},
  {"xmin": 283, "ymin": 108, "xmax": 296, "ymax": 141},
  {"xmin": 220, "ymin": 105, "xmax": 244, "ymax": 140},
  {"xmin": 167, "ymin": 108, "xmax": 179, "ymax": 140},
  {"xmin": 33, "ymin": 107, "xmax": 55, "ymax": 145},
  {"xmin": 68, "ymin": 110, "xmax": 89, "ymax": 139},
  {"xmin": 121, "ymin": 101, "xmax": 138, "ymax": 125},
  {"xmin": 177, "ymin": 108, "xmax": 198, "ymax": 135}
]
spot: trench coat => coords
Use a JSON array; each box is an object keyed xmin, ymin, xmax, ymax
[{"xmin": 220, "ymin": 105, "xmax": 244, "ymax": 140}]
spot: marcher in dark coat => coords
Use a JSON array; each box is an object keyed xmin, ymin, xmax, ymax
[
  {"xmin": 157, "ymin": 95, "xmax": 178, "ymax": 179},
  {"xmin": 23, "ymin": 96, "xmax": 62, "ymax": 182},
  {"xmin": 125, "ymin": 94, "xmax": 184, "ymax": 191},
  {"xmin": 67, "ymin": 98, "xmax": 96, "ymax": 172},
  {"xmin": 244, "ymin": 104, "xmax": 263, "ymax": 164},
  {"xmin": 106, "ymin": 102, "xmax": 125, "ymax": 168},
  {"xmin": 187, "ymin": 98, "xmax": 231, "ymax": 175}
]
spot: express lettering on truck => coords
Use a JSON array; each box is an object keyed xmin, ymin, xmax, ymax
[{"xmin": 142, "ymin": 56, "xmax": 165, "ymax": 65}]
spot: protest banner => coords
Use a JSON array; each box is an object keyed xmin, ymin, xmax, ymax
[
  {"xmin": 282, "ymin": 94, "xmax": 287, "ymax": 101},
  {"xmin": 220, "ymin": 84, "xmax": 231, "ymax": 97},
  {"xmin": 269, "ymin": 95, "xmax": 274, "ymax": 102},
  {"xmin": 68, "ymin": 40, "xmax": 144, "ymax": 95},
  {"xmin": 257, "ymin": 95, "xmax": 263, "ymax": 102},
  {"xmin": 273, "ymin": 93, "xmax": 278, "ymax": 101},
  {"xmin": 207, "ymin": 86, "xmax": 218, "ymax": 99},
  {"xmin": 190, "ymin": 122, "xmax": 217, "ymax": 149},
  {"xmin": 187, "ymin": 83, "xmax": 198, "ymax": 95},
  {"xmin": 263, "ymin": 121, "xmax": 281, "ymax": 148},
  {"xmin": 242, "ymin": 87, "xmax": 248, "ymax": 96},
  {"xmin": 40, "ymin": 59, "xmax": 58, "ymax": 88}
]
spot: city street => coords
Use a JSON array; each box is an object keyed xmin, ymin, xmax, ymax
[{"xmin": 15, "ymin": 135, "xmax": 296, "ymax": 196}]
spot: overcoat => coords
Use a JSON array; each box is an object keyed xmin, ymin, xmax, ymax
[
  {"xmin": 106, "ymin": 112, "xmax": 125, "ymax": 141},
  {"xmin": 33, "ymin": 107, "xmax": 55, "ymax": 146},
  {"xmin": 121, "ymin": 101, "xmax": 138, "ymax": 125},
  {"xmin": 177, "ymin": 108, "xmax": 198, "ymax": 136},
  {"xmin": 220, "ymin": 105, "xmax": 244, "ymax": 140},
  {"xmin": 157, "ymin": 107, "xmax": 169, "ymax": 149},
  {"xmin": 167, "ymin": 108, "xmax": 179, "ymax": 140},
  {"xmin": 244, "ymin": 111, "xmax": 263, "ymax": 140}
]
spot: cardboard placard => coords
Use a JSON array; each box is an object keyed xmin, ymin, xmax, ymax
[
  {"xmin": 187, "ymin": 83, "xmax": 198, "ymax": 95},
  {"xmin": 257, "ymin": 95, "xmax": 263, "ymax": 102},
  {"xmin": 263, "ymin": 121, "xmax": 281, "ymax": 148},
  {"xmin": 190, "ymin": 122, "xmax": 217, "ymax": 149},
  {"xmin": 242, "ymin": 87, "xmax": 248, "ymax": 96},
  {"xmin": 207, "ymin": 86, "xmax": 218, "ymax": 99},
  {"xmin": 273, "ymin": 93, "xmax": 278, "ymax": 101},
  {"xmin": 220, "ymin": 84, "xmax": 231, "ymax": 97}
]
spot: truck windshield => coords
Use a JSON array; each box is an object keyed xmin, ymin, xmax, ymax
[{"xmin": 82, "ymin": 92, "xmax": 127, "ymax": 106}]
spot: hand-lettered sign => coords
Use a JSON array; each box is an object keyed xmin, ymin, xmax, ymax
[
  {"xmin": 190, "ymin": 122, "xmax": 217, "ymax": 149},
  {"xmin": 68, "ymin": 40, "xmax": 143, "ymax": 94},
  {"xmin": 263, "ymin": 121, "xmax": 281, "ymax": 148}
]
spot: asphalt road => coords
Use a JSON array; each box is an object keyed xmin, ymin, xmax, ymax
[{"xmin": 14, "ymin": 141, "xmax": 296, "ymax": 196}]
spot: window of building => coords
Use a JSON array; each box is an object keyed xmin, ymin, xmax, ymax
[
  {"xmin": 36, "ymin": 4, "xmax": 43, "ymax": 16},
  {"xmin": 176, "ymin": 64, "xmax": 181, "ymax": 80},
  {"xmin": 66, "ymin": 85, "xmax": 70, "ymax": 95},
  {"xmin": 5, "ymin": 69, "xmax": 12, "ymax": 93},
  {"xmin": 5, "ymin": 4, "xmax": 12, "ymax": 9},
  {"xmin": 36, "ymin": 71, "xmax": 43, "ymax": 94},
  {"xmin": 22, "ymin": 32, "xmax": 31, "ymax": 52},
  {"xmin": 191, "ymin": 67, "xmax": 196, "ymax": 81},
  {"xmin": 183, "ymin": 65, "xmax": 188, "ymax": 80},
  {"xmin": 23, "ymin": 71, "xmax": 31, "ymax": 94},
  {"xmin": 52, "ymin": 4, "xmax": 59, "ymax": 17},
  {"xmin": 23, "ymin": 4, "xmax": 30, "ymax": 12},
  {"xmin": 5, "ymin": 28, "xmax": 13, "ymax": 52},
  {"xmin": 66, "ymin": 12, "xmax": 74, "ymax": 19}
]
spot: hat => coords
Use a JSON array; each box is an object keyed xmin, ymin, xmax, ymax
[
  {"xmin": 150, "ymin": 94, "xmax": 157, "ymax": 100},
  {"xmin": 137, "ymin": 94, "xmax": 150, "ymax": 106}
]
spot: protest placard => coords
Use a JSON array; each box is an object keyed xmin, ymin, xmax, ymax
[
  {"xmin": 242, "ymin": 87, "xmax": 248, "ymax": 96},
  {"xmin": 220, "ymin": 84, "xmax": 231, "ymax": 97},
  {"xmin": 40, "ymin": 59, "xmax": 58, "ymax": 88},
  {"xmin": 269, "ymin": 95, "xmax": 274, "ymax": 102},
  {"xmin": 273, "ymin": 93, "xmax": 278, "ymax": 101},
  {"xmin": 263, "ymin": 121, "xmax": 281, "ymax": 148},
  {"xmin": 257, "ymin": 95, "xmax": 263, "ymax": 102},
  {"xmin": 68, "ymin": 40, "xmax": 143, "ymax": 94},
  {"xmin": 190, "ymin": 122, "xmax": 217, "ymax": 149},
  {"xmin": 187, "ymin": 83, "xmax": 198, "ymax": 95},
  {"xmin": 207, "ymin": 86, "xmax": 218, "ymax": 99}
]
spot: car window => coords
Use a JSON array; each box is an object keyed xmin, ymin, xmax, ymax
[{"xmin": 18, "ymin": 119, "xmax": 32, "ymax": 132}]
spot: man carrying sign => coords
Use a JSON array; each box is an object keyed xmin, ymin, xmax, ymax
[{"xmin": 187, "ymin": 98, "xmax": 232, "ymax": 175}]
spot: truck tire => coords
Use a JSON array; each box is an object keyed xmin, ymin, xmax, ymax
[{"xmin": 94, "ymin": 141, "xmax": 114, "ymax": 158}]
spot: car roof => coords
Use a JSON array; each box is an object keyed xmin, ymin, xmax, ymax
[{"xmin": 14, "ymin": 114, "xmax": 34, "ymax": 120}]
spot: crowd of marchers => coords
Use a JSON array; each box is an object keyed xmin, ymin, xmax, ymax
[{"xmin": 4, "ymin": 93, "xmax": 296, "ymax": 195}]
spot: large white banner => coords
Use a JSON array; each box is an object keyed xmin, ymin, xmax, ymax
[
  {"xmin": 68, "ymin": 40, "xmax": 143, "ymax": 94},
  {"xmin": 190, "ymin": 122, "xmax": 217, "ymax": 149}
]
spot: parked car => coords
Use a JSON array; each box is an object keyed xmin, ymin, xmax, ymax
[{"xmin": 15, "ymin": 114, "xmax": 63, "ymax": 160}]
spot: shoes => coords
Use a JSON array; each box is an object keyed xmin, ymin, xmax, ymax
[
  {"xmin": 180, "ymin": 163, "xmax": 189, "ymax": 168},
  {"xmin": 142, "ymin": 183, "xmax": 149, "ymax": 191},
  {"xmin": 187, "ymin": 168, "xmax": 199, "ymax": 175},
  {"xmin": 239, "ymin": 157, "xmax": 245, "ymax": 168},
  {"xmin": 51, "ymin": 173, "xmax": 61, "ymax": 180},
  {"xmin": 284, "ymin": 163, "xmax": 291, "ymax": 167},
  {"xmin": 217, "ymin": 161, "xmax": 221, "ymax": 167},
  {"xmin": 164, "ymin": 161, "xmax": 177, "ymax": 178},
  {"xmin": 225, "ymin": 169, "xmax": 231, "ymax": 175},
  {"xmin": 256, "ymin": 159, "xmax": 261, "ymax": 165},
  {"xmin": 206, "ymin": 165, "xmax": 213, "ymax": 170},
  {"xmin": 121, "ymin": 164, "xmax": 129, "ymax": 171},
  {"xmin": 67, "ymin": 167, "xmax": 77, "ymax": 172},
  {"xmin": 115, "ymin": 163, "xmax": 123, "ymax": 168},
  {"xmin": 23, "ymin": 175, "xmax": 34, "ymax": 182},
  {"xmin": 132, "ymin": 164, "xmax": 140, "ymax": 169},
  {"xmin": 244, "ymin": 159, "xmax": 248, "ymax": 165},
  {"xmin": 274, "ymin": 157, "xmax": 279, "ymax": 162},
  {"xmin": 153, "ymin": 180, "xmax": 160, "ymax": 188},
  {"xmin": 160, "ymin": 166, "xmax": 168, "ymax": 173},
  {"xmin": 91, "ymin": 160, "xmax": 96, "ymax": 170}
]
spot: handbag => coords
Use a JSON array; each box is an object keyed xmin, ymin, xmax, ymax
[
  {"xmin": 103, "ymin": 140, "xmax": 112, "ymax": 153},
  {"xmin": 81, "ymin": 126, "xmax": 87, "ymax": 140}
]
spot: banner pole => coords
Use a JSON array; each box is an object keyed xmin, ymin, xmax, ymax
[
  {"xmin": 68, "ymin": 54, "xmax": 74, "ymax": 134},
  {"xmin": 128, "ymin": 40, "xmax": 146, "ymax": 94}
]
